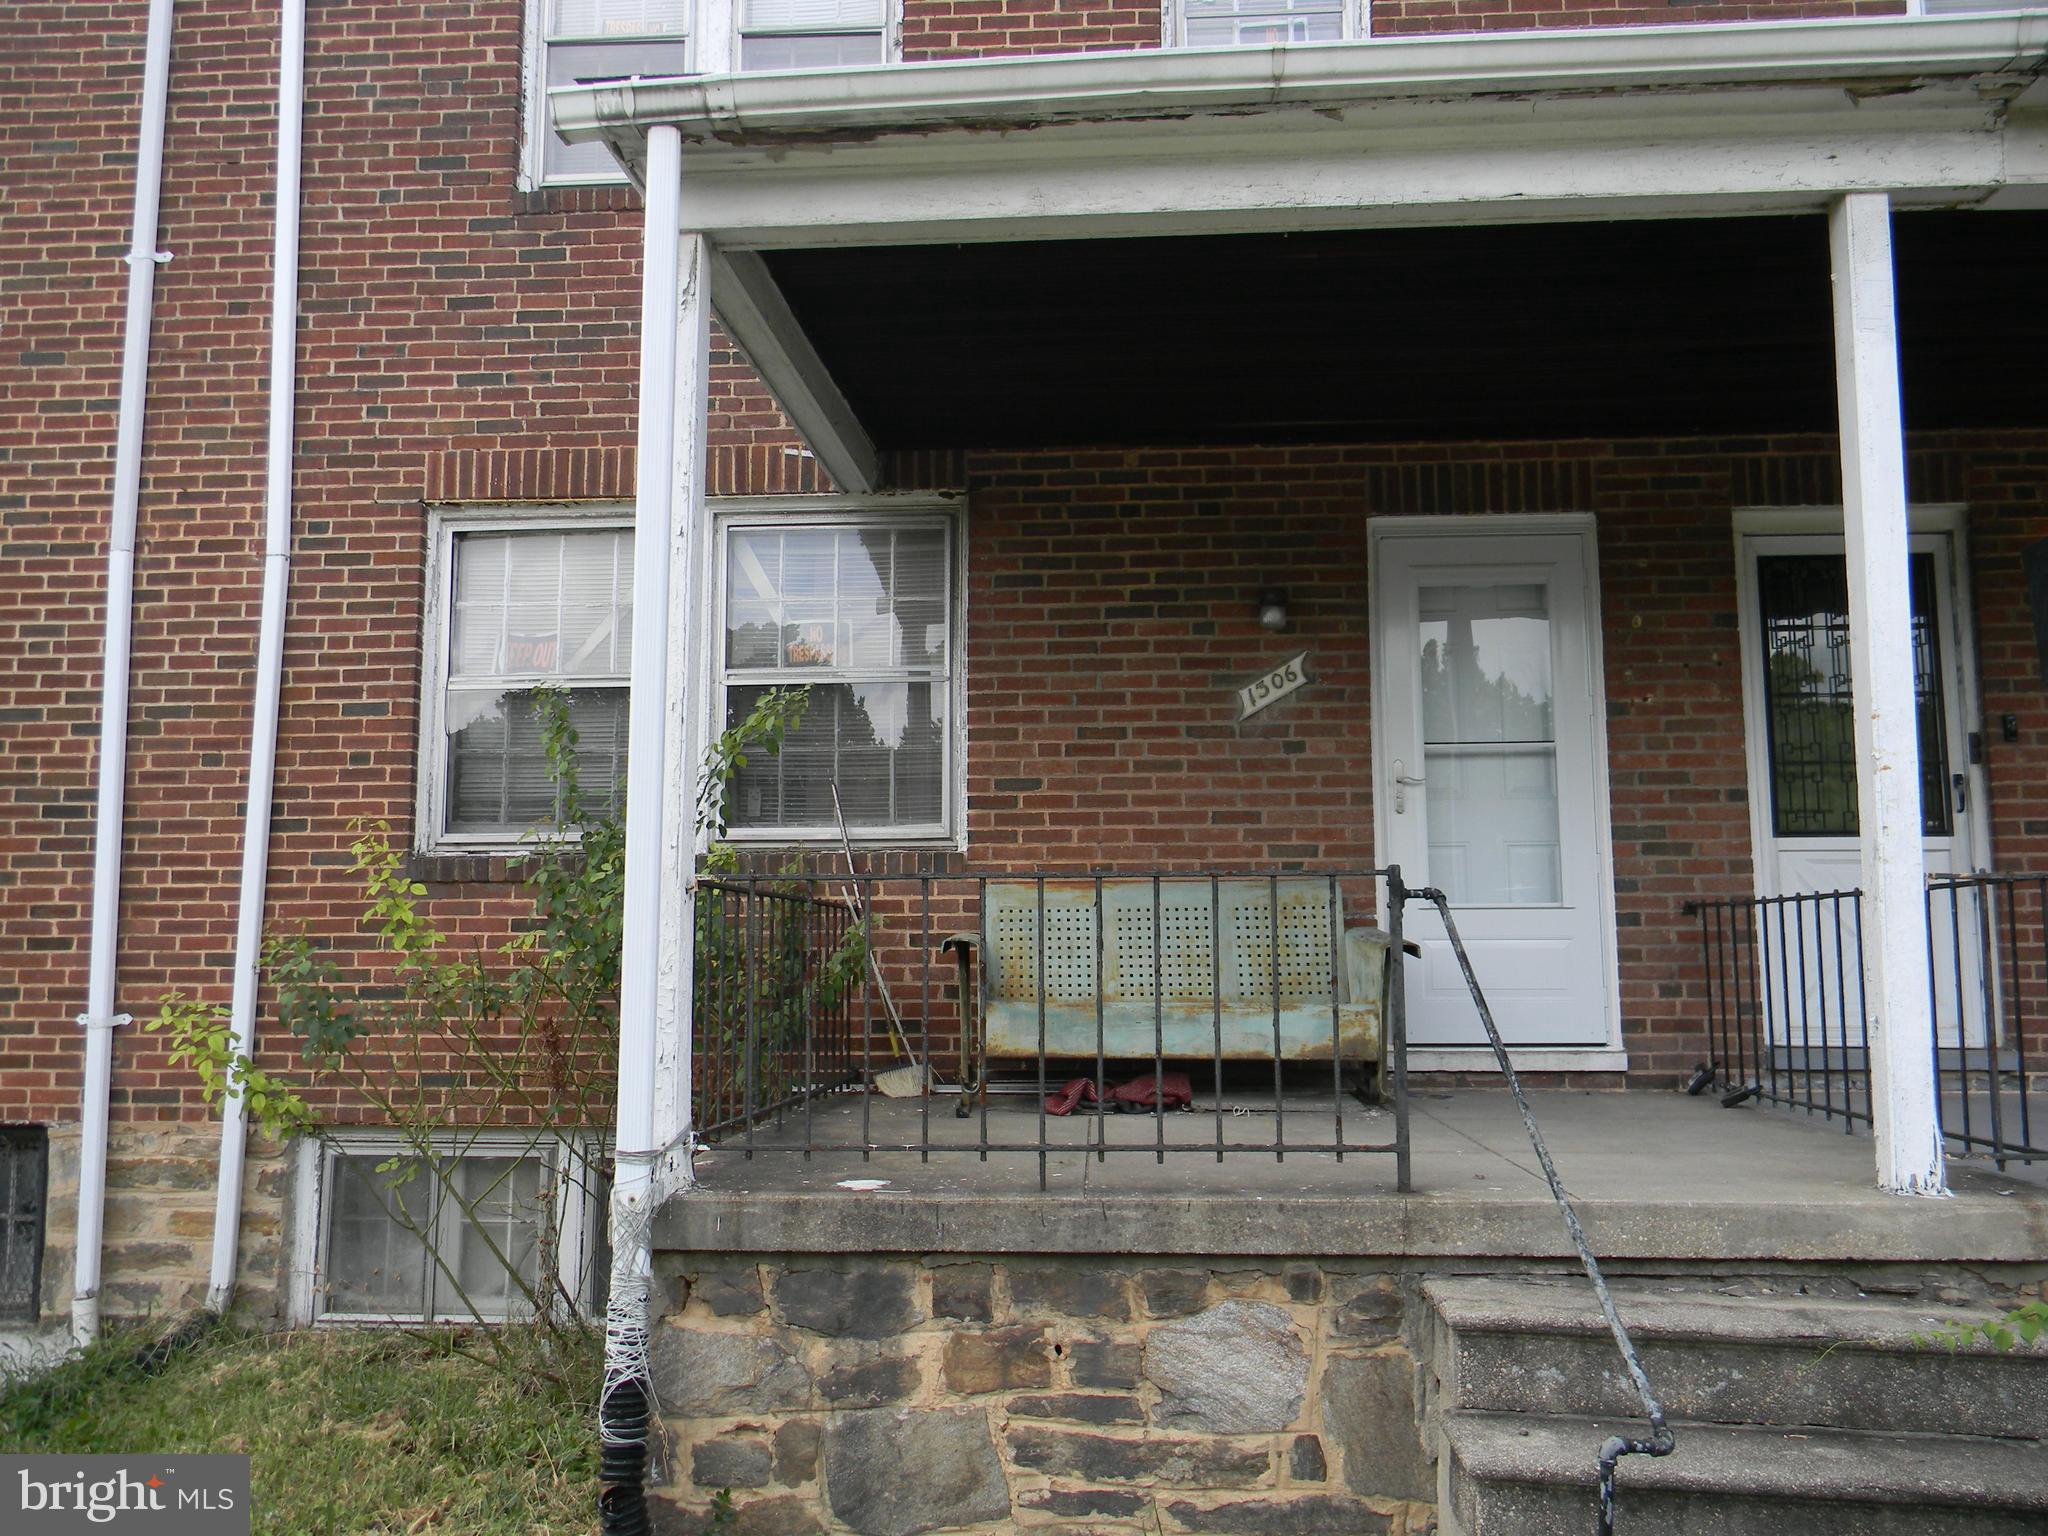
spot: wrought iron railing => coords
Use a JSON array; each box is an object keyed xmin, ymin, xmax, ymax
[
  {"xmin": 693, "ymin": 880, "xmax": 865, "ymax": 1143},
  {"xmin": 1687, "ymin": 874, "xmax": 2044, "ymax": 1168},
  {"xmin": 689, "ymin": 867, "xmax": 1411, "ymax": 1190}
]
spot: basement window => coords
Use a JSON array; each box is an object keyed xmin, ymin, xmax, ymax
[
  {"xmin": 418, "ymin": 508, "xmax": 633, "ymax": 852},
  {"xmin": 304, "ymin": 1137, "xmax": 603, "ymax": 1325},
  {"xmin": 1175, "ymin": 0, "xmax": 1352, "ymax": 46},
  {"xmin": 716, "ymin": 505, "xmax": 961, "ymax": 843}
]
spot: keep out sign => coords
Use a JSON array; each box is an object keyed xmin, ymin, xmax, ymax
[{"xmin": 3, "ymin": 1456, "xmax": 250, "ymax": 1534}]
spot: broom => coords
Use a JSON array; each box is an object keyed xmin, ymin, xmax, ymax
[{"xmin": 833, "ymin": 785, "xmax": 932, "ymax": 1098}]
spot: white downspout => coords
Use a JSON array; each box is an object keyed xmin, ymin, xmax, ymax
[
  {"xmin": 600, "ymin": 124, "xmax": 691, "ymax": 1521},
  {"xmin": 73, "ymin": 0, "xmax": 178, "ymax": 1348},
  {"xmin": 206, "ymin": 0, "xmax": 307, "ymax": 1314}
]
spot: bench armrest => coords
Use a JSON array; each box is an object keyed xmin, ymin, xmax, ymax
[
  {"xmin": 1341, "ymin": 926, "xmax": 1393, "ymax": 1005},
  {"xmin": 941, "ymin": 931, "xmax": 995, "ymax": 995}
]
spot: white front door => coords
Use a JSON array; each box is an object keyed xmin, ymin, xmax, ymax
[
  {"xmin": 1737, "ymin": 530, "xmax": 1984, "ymax": 1046},
  {"xmin": 1374, "ymin": 523, "xmax": 1619, "ymax": 1051}
]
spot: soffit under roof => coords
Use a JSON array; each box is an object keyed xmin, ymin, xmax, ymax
[{"xmin": 755, "ymin": 210, "xmax": 2048, "ymax": 451}]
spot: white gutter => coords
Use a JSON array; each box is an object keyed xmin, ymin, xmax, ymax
[
  {"xmin": 553, "ymin": 13, "xmax": 2048, "ymax": 154},
  {"xmin": 205, "ymin": 0, "xmax": 305, "ymax": 1316},
  {"xmin": 74, "ymin": 0, "xmax": 177, "ymax": 1348}
]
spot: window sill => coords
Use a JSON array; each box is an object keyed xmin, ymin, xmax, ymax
[{"xmin": 401, "ymin": 849, "xmax": 541, "ymax": 886}]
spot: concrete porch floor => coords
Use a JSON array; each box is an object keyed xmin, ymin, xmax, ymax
[{"xmin": 661, "ymin": 1089, "xmax": 2048, "ymax": 1265}]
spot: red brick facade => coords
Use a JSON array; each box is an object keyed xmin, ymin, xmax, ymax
[{"xmin": 3, "ymin": 0, "xmax": 2044, "ymax": 1319}]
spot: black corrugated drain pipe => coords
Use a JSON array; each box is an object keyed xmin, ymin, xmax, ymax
[{"xmin": 599, "ymin": 1375, "xmax": 652, "ymax": 1536}]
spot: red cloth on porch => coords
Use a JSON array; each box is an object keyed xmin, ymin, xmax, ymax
[
  {"xmin": 1044, "ymin": 1072, "xmax": 1195, "ymax": 1115},
  {"xmin": 1043, "ymin": 1077, "xmax": 1098, "ymax": 1116},
  {"xmin": 1109, "ymin": 1071, "xmax": 1193, "ymax": 1111}
]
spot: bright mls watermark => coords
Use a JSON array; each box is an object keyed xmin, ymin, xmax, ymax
[{"xmin": 3, "ymin": 1456, "xmax": 249, "ymax": 1534}]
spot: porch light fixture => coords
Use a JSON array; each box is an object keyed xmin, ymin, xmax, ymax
[{"xmin": 1257, "ymin": 589, "xmax": 1289, "ymax": 632}]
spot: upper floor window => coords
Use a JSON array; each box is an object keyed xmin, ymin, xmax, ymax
[
  {"xmin": 738, "ymin": 0, "xmax": 891, "ymax": 71},
  {"xmin": 418, "ymin": 509, "xmax": 633, "ymax": 851},
  {"xmin": 534, "ymin": 0, "xmax": 692, "ymax": 184},
  {"xmin": 528, "ymin": 0, "xmax": 895, "ymax": 186},
  {"xmin": 1174, "ymin": 0, "xmax": 1351, "ymax": 46}
]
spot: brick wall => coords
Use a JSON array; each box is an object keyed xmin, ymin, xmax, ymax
[
  {"xmin": 0, "ymin": 0, "xmax": 824, "ymax": 1137},
  {"xmin": 911, "ymin": 434, "xmax": 2048, "ymax": 1081}
]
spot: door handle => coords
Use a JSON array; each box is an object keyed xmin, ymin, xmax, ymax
[
  {"xmin": 1953, "ymin": 772, "xmax": 1967, "ymax": 815},
  {"xmin": 1392, "ymin": 759, "xmax": 1425, "ymax": 815}
]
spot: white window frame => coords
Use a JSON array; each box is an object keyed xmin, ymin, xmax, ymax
[
  {"xmin": 711, "ymin": 496, "xmax": 967, "ymax": 847},
  {"xmin": 417, "ymin": 502, "xmax": 635, "ymax": 854},
  {"xmin": 289, "ymin": 1132, "xmax": 606, "ymax": 1328},
  {"xmin": 1165, "ymin": 0, "xmax": 1365, "ymax": 48},
  {"xmin": 522, "ymin": 0, "xmax": 902, "ymax": 189}
]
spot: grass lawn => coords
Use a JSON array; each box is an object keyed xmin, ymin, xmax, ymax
[{"xmin": 0, "ymin": 1320, "xmax": 601, "ymax": 1535}]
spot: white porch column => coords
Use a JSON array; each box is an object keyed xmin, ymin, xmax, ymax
[
  {"xmin": 1828, "ymin": 191, "xmax": 1947, "ymax": 1197},
  {"xmin": 651, "ymin": 234, "xmax": 713, "ymax": 1183}
]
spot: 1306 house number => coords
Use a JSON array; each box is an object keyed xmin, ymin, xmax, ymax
[{"xmin": 1238, "ymin": 652, "xmax": 1311, "ymax": 719}]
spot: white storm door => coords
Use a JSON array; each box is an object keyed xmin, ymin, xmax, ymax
[
  {"xmin": 1376, "ymin": 527, "xmax": 1617, "ymax": 1049},
  {"xmin": 1739, "ymin": 533, "xmax": 1982, "ymax": 1047}
]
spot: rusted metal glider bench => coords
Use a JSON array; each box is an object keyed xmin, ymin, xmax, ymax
[{"xmin": 942, "ymin": 877, "xmax": 1403, "ymax": 1114}]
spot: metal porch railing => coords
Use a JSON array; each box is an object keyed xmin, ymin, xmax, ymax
[
  {"xmin": 689, "ymin": 867, "xmax": 1411, "ymax": 1190},
  {"xmin": 1687, "ymin": 873, "xmax": 2044, "ymax": 1168}
]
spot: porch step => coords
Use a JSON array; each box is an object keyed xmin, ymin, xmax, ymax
[
  {"xmin": 1442, "ymin": 1411, "xmax": 2048, "ymax": 1536},
  {"xmin": 1427, "ymin": 1275, "xmax": 2048, "ymax": 1437}
]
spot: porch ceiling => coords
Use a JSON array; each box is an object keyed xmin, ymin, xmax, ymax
[{"xmin": 754, "ymin": 209, "xmax": 2048, "ymax": 451}]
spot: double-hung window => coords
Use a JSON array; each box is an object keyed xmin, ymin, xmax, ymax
[
  {"xmin": 420, "ymin": 510, "xmax": 634, "ymax": 851},
  {"xmin": 717, "ymin": 508, "xmax": 958, "ymax": 841},
  {"xmin": 532, "ymin": 0, "xmax": 692, "ymax": 184},
  {"xmin": 735, "ymin": 0, "xmax": 891, "ymax": 71},
  {"xmin": 529, "ymin": 0, "xmax": 894, "ymax": 186},
  {"xmin": 1174, "ymin": 0, "xmax": 1351, "ymax": 46}
]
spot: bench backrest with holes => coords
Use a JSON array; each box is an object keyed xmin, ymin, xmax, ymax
[{"xmin": 948, "ymin": 878, "xmax": 1393, "ymax": 1090}]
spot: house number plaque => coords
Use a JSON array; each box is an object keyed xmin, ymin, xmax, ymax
[{"xmin": 1238, "ymin": 652, "xmax": 1311, "ymax": 719}]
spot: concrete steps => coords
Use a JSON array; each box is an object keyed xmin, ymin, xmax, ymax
[
  {"xmin": 1427, "ymin": 1275, "xmax": 2048, "ymax": 1437},
  {"xmin": 1426, "ymin": 1276, "xmax": 2048, "ymax": 1536},
  {"xmin": 1443, "ymin": 1411, "xmax": 2048, "ymax": 1536}
]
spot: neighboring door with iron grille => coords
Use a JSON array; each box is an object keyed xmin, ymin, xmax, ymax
[
  {"xmin": 0, "ymin": 1128, "xmax": 47, "ymax": 1322},
  {"xmin": 1737, "ymin": 531, "xmax": 1985, "ymax": 1047}
]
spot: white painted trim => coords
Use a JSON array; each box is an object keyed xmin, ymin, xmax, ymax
[
  {"xmin": 1366, "ymin": 512, "xmax": 1626, "ymax": 1066},
  {"xmin": 708, "ymin": 249, "xmax": 881, "ymax": 494},
  {"xmin": 1829, "ymin": 190, "xmax": 1946, "ymax": 1196},
  {"xmin": 709, "ymin": 496, "xmax": 969, "ymax": 847},
  {"xmin": 520, "ymin": 0, "xmax": 546, "ymax": 191},
  {"xmin": 1947, "ymin": 515, "xmax": 1995, "ymax": 880},
  {"xmin": 414, "ymin": 503, "xmax": 636, "ymax": 854},
  {"xmin": 1732, "ymin": 503, "xmax": 1969, "ymax": 536},
  {"xmin": 1408, "ymin": 1046, "xmax": 1629, "ymax": 1074},
  {"xmin": 698, "ymin": 0, "xmax": 736, "ymax": 74},
  {"xmin": 286, "ymin": 1138, "xmax": 321, "ymax": 1327}
]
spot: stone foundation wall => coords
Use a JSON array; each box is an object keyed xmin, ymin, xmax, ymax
[
  {"xmin": 647, "ymin": 1255, "xmax": 1439, "ymax": 1536},
  {"xmin": 37, "ymin": 1123, "xmax": 293, "ymax": 1327}
]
